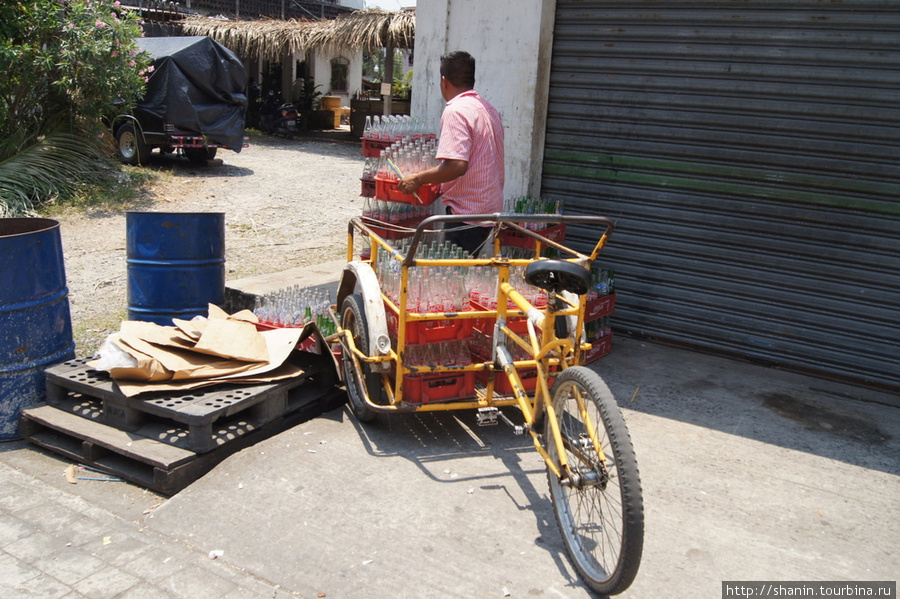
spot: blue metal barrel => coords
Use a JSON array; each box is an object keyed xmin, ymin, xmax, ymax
[
  {"xmin": 0, "ymin": 218, "xmax": 75, "ymax": 439},
  {"xmin": 126, "ymin": 212, "xmax": 225, "ymax": 325}
]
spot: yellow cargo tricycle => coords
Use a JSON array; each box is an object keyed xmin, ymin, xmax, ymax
[{"xmin": 331, "ymin": 212, "xmax": 643, "ymax": 595}]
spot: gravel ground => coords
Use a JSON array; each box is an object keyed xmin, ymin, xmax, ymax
[{"xmin": 51, "ymin": 133, "xmax": 365, "ymax": 356}]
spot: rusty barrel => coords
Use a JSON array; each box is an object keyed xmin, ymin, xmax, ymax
[
  {"xmin": 126, "ymin": 212, "xmax": 225, "ymax": 325},
  {"xmin": 0, "ymin": 218, "xmax": 75, "ymax": 439}
]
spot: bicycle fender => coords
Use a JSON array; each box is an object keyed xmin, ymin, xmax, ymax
[{"xmin": 337, "ymin": 261, "xmax": 392, "ymax": 369}]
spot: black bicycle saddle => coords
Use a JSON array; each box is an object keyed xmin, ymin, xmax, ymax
[{"xmin": 524, "ymin": 259, "xmax": 592, "ymax": 295}]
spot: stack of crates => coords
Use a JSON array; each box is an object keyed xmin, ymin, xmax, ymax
[
  {"xmin": 360, "ymin": 134, "xmax": 439, "ymax": 242},
  {"xmin": 583, "ymin": 265, "xmax": 615, "ymax": 363},
  {"xmin": 390, "ymin": 307, "xmax": 476, "ymax": 404}
]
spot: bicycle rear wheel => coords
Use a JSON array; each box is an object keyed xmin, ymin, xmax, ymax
[
  {"xmin": 340, "ymin": 293, "xmax": 382, "ymax": 422},
  {"xmin": 545, "ymin": 367, "xmax": 643, "ymax": 595}
]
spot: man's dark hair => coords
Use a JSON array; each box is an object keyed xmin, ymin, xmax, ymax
[{"xmin": 440, "ymin": 51, "xmax": 476, "ymax": 89}]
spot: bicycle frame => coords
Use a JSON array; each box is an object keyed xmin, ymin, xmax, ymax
[
  {"xmin": 334, "ymin": 212, "xmax": 615, "ymax": 470},
  {"xmin": 333, "ymin": 212, "xmax": 644, "ymax": 595}
]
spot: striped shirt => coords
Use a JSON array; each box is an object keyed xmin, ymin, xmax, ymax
[{"xmin": 437, "ymin": 90, "xmax": 505, "ymax": 221}]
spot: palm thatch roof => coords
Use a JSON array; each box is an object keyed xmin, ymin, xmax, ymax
[{"xmin": 180, "ymin": 9, "xmax": 415, "ymax": 63}]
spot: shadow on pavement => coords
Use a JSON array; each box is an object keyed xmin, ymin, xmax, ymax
[
  {"xmin": 346, "ymin": 406, "xmax": 587, "ymax": 593},
  {"xmin": 590, "ymin": 336, "xmax": 899, "ymax": 476}
]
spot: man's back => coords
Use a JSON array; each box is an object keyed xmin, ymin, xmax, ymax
[{"xmin": 437, "ymin": 89, "xmax": 505, "ymax": 216}]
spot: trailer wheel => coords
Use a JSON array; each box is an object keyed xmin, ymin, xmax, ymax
[
  {"xmin": 116, "ymin": 124, "xmax": 148, "ymax": 165},
  {"xmin": 340, "ymin": 293, "xmax": 382, "ymax": 422}
]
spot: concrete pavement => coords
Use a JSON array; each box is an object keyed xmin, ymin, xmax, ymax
[
  {"xmin": 1, "ymin": 259, "xmax": 897, "ymax": 598},
  {"xmin": 0, "ymin": 455, "xmax": 302, "ymax": 599}
]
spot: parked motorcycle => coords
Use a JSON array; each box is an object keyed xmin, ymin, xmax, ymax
[{"xmin": 259, "ymin": 90, "xmax": 298, "ymax": 138}]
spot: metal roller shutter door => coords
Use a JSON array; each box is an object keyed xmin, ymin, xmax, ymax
[{"xmin": 540, "ymin": 0, "xmax": 900, "ymax": 394}]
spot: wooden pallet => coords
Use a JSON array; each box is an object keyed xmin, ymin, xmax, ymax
[{"xmin": 20, "ymin": 353, "xmax": 347, "ymax": 495}]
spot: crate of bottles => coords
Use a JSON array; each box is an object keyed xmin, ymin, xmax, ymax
[
  {"xmin": 498, "ymin": 196, "xmax": 567, "ymax": 250},
  {"xmin": 407, "ymin": 318, "xmax": 474, "ymax": 345},
  {"xmin": 365, "ymin": 216, "xmax": 429, "ymax": 240},
  {"xmin": 583, "ymin": 335, "xmax": 612, "ymax": 364},
  {"xmin": 471, "ymin": 349, "xmax": 556, "ymax": 395},
  {"xmin": 252, "ymin": 286, "xmax": 335, "ymax": 335},
  {"xmin": 585, "ymin": 293, "xmax": 616, "ymax": 321},
  {"xmin": 400, "ymin": 371, "xmax": 476, "ymax": 404},
  {"xmin": 469, "ymin": 299, "xmax": 531, "ymax": 336},
  {"xmin": 362, "ymin": 115, "xmax": 437, "ymax": 158},
  {"xmin": 386, "ymin": 305, "xmax": 475, "ymax": 345},
  {"xmin": 362, "ymin": 138, "xmax": 392, "ymax": 158},
  {"xmin": 498, "ymin": 223, "xmax": 567, "ymax": 250},
  {"xmin": 360, "ymin": 177, "xmax": 376, "ymax": 198},
  {"xmin": 374, "ymin": 177, "xmax": 440, "ymax": 205}
]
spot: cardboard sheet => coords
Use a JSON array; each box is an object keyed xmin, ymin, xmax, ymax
[
  {"xmin": 192, "ymin": 318, "xmax": 269, "ymax": 363},
  {"xmin": 113, "ymin": 357, "xmax": 307, "ymax": 397},
  {"xmin": 88, "ymin": 306, "xmax": 309, "ymax": 397}
]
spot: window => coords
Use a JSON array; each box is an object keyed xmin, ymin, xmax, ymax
[{"xmin": 330, "ymin": 57, "xmax": 350, "ymax": 93}]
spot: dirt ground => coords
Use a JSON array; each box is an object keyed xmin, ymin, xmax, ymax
[{"xmin": 51, "ymin": 133, "xmax": 365, "ymax": 357}]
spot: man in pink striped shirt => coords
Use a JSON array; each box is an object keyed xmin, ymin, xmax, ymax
[{"xmin": 398, "ymin": 51, "xmax": 505, "ymax": 255}]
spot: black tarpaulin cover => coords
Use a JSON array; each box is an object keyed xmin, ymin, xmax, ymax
[{"xmin": 137, "ymin": 36, "xmax": 247, "ymax": 151}]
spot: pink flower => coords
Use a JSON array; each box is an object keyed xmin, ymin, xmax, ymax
[
  {"xmin": 146, "ymin": 65, "xmax": 154, "ymax": 73},
  {"xmin": 67, "ymin": 23, "xmax": 74, "ymax": 29},
  {"xmin": 95, "ymin": 19, "xmax": 106, "ymax": 27},
  {"xmin": 111, "ymin": 50, "xmax": 118, "ymax": 58},
  {"xmin": 114, "ymin": 1, "xmax": 121, "ymax": 6},
  {"xmin": 129, "ymin": 60, "xmax": 135, "ymax": 67}
]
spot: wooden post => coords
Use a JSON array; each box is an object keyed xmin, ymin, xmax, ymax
[
  {"xmin": 383, "ymin": 46, "xmax": 394, "ymax": 117},
  {"xmin": 282, "ymin": 49, "xmax": 294, "ymax": 103}
]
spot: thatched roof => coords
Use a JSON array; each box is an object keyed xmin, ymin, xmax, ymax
[{"xmin": 180, "ymin": 9, "xmax": 415, "ymax": 62}]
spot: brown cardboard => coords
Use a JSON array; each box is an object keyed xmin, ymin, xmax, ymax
[
  {"xmin": 88, "ymin": 306, "xmax": 308, "ymax": 397},
  {"xmin": 192, "ymin": 318, "xmax": 269, "ymax": 363}
]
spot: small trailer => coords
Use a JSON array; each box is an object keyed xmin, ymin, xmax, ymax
[{"xmin": 113, "ymin": 36, "xmax": 248, "ymax": 165}]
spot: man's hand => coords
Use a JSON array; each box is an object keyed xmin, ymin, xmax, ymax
[
  {"xmin": 397, "ymin": 175, "xmax": 421, "ymax": 194},
  {"xmin": 397, "ymin": 159, "xmax": 468, "ymax": 194}
]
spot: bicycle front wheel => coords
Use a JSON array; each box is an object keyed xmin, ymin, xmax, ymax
[{"xmin": 545, "ymin": 367, "xmax": 644, "ymax": 595}]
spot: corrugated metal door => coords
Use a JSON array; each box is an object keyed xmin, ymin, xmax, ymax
[{"xmin": 541, "ymin": 0, "xmax": 900, "ymax": 393}]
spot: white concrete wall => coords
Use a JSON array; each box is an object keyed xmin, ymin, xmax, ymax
[
  {"xmin": 412, "ymin": 0, "xmax": 557, "ymax": 198},
  {"xmin": 310, "ymin": 49, "xmax": 364, "ymax": 106}
]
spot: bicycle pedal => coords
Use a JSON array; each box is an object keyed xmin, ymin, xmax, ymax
[{"xmin": 476, "ymin": 407, "xmax": 500, "ymax": 426}]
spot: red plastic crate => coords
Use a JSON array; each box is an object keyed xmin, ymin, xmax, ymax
[
  {"xmin": 498, "ymin": 223, "xmax": 566, "ymax": 250},
  {"xmin": 364, "ymin": 216, "xmax": 428, "ymax": 240},
  {"xmin": 362, "ymin": 138, "xmax": 392, "ymax": 157},
  {"xmin": 471, "ymin": 348, "xmax": 556, "ymax": 394},
  {"xmin": 386, "ymin": 308, "xmax": 475, "ymax": 345},
  {"xmin": 583, "ymin": 335, "xmax": 612, "ymax": 364},
  {"xmin": 479, "ymin": 363, "xmax": 556, "ymax": 395},
  {"xmin": 585, "ymin": 293, "xmax": 616, "ymax": 321},
  {"xmin": 401, "ymin": 371, "xmax": 475, "ymax": 404},
  {"xmin": 408, "ymin": 318, "xmax": 474, "ymax": 345},
  {"xmin": 360, "ymin": 177, "xmax": 376, "ymax": 198},
  {"xmin": 374, "ymin": 177, "xmax": 440, "ymax": 205},
  {"xmin": 469, "ymin": 299, "xmax": 531, "ymax": 336}
]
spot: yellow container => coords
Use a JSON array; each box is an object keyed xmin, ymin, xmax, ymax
[{"xmin": 321, "ymin": 96, "xmax": 341, "ymax": 128}]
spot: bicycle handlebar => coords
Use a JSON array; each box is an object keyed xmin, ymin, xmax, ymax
[
  {"xmin": 348, "ymin": 213, "xmax": 615, "ymax": 267},
  {"xmin": 403, "ymin": 213, "xmax": 615, "ymax": 266}
]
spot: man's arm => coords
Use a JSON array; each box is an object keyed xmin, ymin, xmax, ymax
[{"xmin": 397, "ymin": 159, "xmax": 468, "ymax": 194}]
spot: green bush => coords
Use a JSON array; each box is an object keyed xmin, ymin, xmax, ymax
[{"xmin": 0, "ymin": 0, "xmax": 151, "ymax": 215}]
